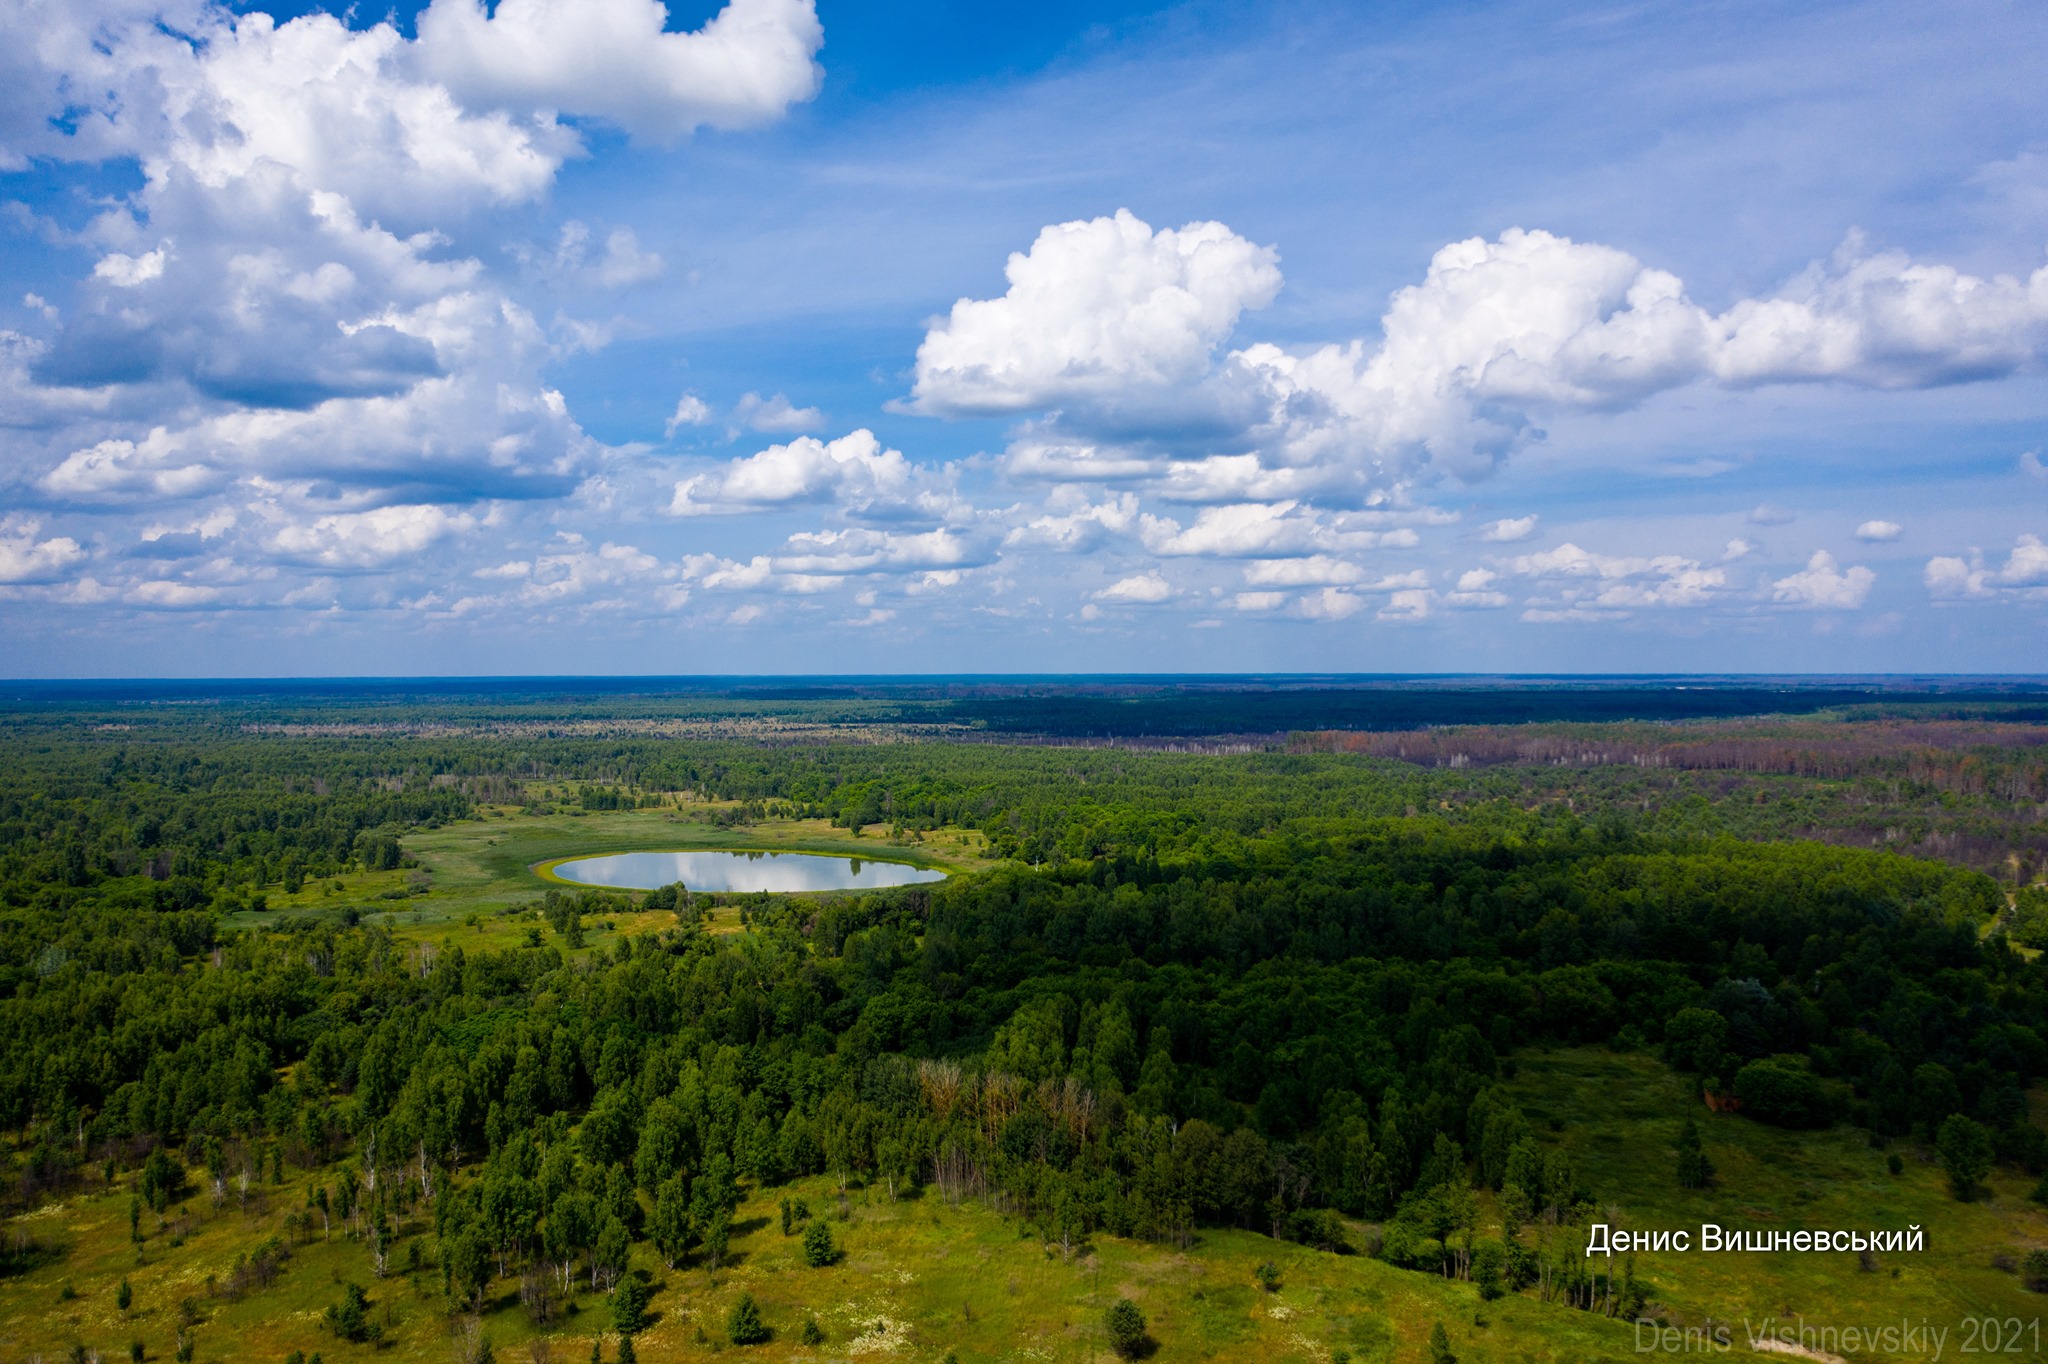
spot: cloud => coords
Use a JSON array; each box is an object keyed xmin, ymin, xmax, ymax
[
  {"xmin": 1747, "ymin": 503, "xmax": 1796, "ymax": 525},
  {"xmin": 1507, "ymin": 542, "xmax": 1728, "ymax": 614},
  {"xmin": 1002, "ymin": 493, "xmax": 1140, "ymax": 553},
  {"xmin": 774, "ymin": 527, "xmax": 985, "ymax": 575},
  {"xmin": 1137, "ymin": 500, "xmax": 1401, "ymax": 559},
  {"xmin": 1443, "ymin": 567, "xmax": 1509, "ymax": 608},
  {"xmin": 0, "ymin": 518, "xmax": 87, "ymax": 584},
  {"xmin": 669, "ymin": 429, "xmax": 954, "ymax": 520},
  {"xmin": 269, "ymin": 504, "xmax": 477, "ymax": 568},
  {"xmin": 734, "ymin": 391, "xmax": 826, "ymax": 433},
  {"xmin": 2022, "ymin": 450, "xmax": 2046, "ymax": 479},
  {"xmin": 1925, "ymin": 533, "xmax": 2048, "ymax": 599},
  {"xmin": 1480, "ymin": 515, "xmax": 1538, "ymax": 543},
  {"xmin": 414, "ymin": 0, "xmax": 823, "ymax": 143},
  {"xmin": 1093, "ymin": 572, "xmax": 1173, "ymax": 604},
  {"xmin": 1771, "ymin": 550, "xmax": 1875, "ymax": 609},
  {"xmin": 1854, "ymin": 519, "xmax": 1903, "ymax": 542},
  {"xmin": 908, "ymin": 208, "xmax": 1281, "ymax": 416},
  {"xmin": 547, "ymin": 222, "xmax": 666, "ymax": 287},
  {"xmin": 665, "ymin": 393, "xmax": 712, "ymax": 436},
  {"xmin": 1243, "ymin": 555, "xmax": 1364, "ymax": 586},
  {"xmin": 909, "ymin": 218, "xmax": 2048, "ymax": 509},
  {"xmin": 40, "ymin": 434, "xmax": 227, "ymax": 502}
]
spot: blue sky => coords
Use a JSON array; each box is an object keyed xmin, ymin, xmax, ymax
[{"xmin": 2, "ymin": 0, "xmax": 2046, "ymax": 676}]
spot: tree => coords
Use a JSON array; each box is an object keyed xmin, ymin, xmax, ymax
[
  {"xmin": 1675, "ymin": 1117, "xmax": 1715, "ymax": 1189},
  {"xmin": 611, "ymin": 1277, "xmax": 650, "ymax": 1336},
  {"xmin": 726, "ymin": 1292, "xmax": 770, "ymax": 1345},
  {"xmin": 1937, "ymin": 1115, "xmax": 1995, "ymax": 1200},
  {"xmin": 117, "ymin": 1277, "xmax": 133, "ymax": 1312},
  {"xmin": 702, "ymin": 1210, "xmax": 731, "ymax": 1270},
  {"xmin": 801, "ymin": 1219, "xmax": 837, "ymax": 1268},
  {"xmin": 650, "ymin": 1175, "xmax": 692, "ymax": 1269},
  {"xmin": 1105, "ymin": 1297, "xmax": 1147, "ymax": 1359},
  {"xmin": 1254, "ymin": 1261, "xmax": 1280, "ymax": 1292},
  {"xmin": 1428, "ymin": 1320, "xmax": 1457, "ymax": 1364},
  {"xmin": 326, "ymin": 1282, "xmax": 376, "ymax": 1344},
  {"xmin": 800, "ymin": 1317, "xmax": 825, "ymax": 1346},
  {"xmin": 615, "ymin": 1337, "xmax": 636, "ymax": 1364},
  {"xmin": 1471, "ymin": 1240, "xmax": 1505, "ymax": 1301},
  {"xmin": 593, "ymin": 1217, "xmax": 630, "ymax": 1291},
  {"xmin": 448, "ymin": 1225, "xmax": 493, "ymax": 1312}
]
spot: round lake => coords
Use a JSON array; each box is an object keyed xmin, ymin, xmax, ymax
[{"xmin": 547, "ymin": 849, "xmax": 947, "ymax": 893}]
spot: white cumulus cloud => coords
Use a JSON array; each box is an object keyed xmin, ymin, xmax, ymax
[
  {"xmin": 1771, "ymin": 550, "xmax": 1875, "ymax": 609},
  {"xmin": 1854, "ymin": 519, "xmax": 1903, "ymax": 542},
  {"xmin": 909, "ymin": 209, "xmax": 1281, "ymax": 416}
]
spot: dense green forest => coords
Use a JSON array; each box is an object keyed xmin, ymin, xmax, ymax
[{"xmin": 3, "ymin": 692, "xmax": 2047, "ymax": 1359}]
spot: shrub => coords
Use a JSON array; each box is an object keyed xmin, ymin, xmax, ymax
[
  {"xmin": 1255, "ymin": 1261, "xmax": 1281, "ymax": 1292},
  {"xmin": 801, "ymin": 1317, "xmax": 825, "ymax": 1346},
  {"xmin": 727, "ymin": 1292, "xmax": 770, "ymax": 1345},
  {"xmin": 1105, "ymin": 1297, "xmax": 1147, "ymax": 1358},
  {"xmin": 2023, "ymin": 1249, "xmax": 2048, "ymax": 1292},
  {"xmin": 802, "ymin": 1218, "xmax": 837, "ymax": 1268},
  {"xmin": 1937, "ymin": 1115, "xmax": 1995, "ymax": 1200}
]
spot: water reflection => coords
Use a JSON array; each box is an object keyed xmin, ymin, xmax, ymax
[{"xmin": 550, "ymin": 849, "xmax": 947, "ymax": 893}]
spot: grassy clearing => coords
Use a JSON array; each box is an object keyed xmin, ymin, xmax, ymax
[
  {"xmin": 9, "ymin": 1051, "xmax": 2047, "ymax": 1362},
  {"xmin": 219, "ymin": 806, "xmax": 995, "ymax": 955}
]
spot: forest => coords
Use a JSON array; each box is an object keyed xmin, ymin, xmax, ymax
[{"xmin": 2, "ymin": 684, "xmax": 2046, "ymax": 1362}]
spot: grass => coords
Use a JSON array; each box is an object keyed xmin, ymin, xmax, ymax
[
  {"xmin": 0, "ymin": 1165, "xmax": 1647, "ymax": 1364},
  {"xmin": 9, "ymin": 1050, "xmax": 2047, "ymax": 1361},
  {"xmin": 219, "ymin": 804, "xmax": 997, "ymax": 956},
  {"xmin": 1502, "ymin": 1047, "xmax": 2048, "ymax": 1344}
]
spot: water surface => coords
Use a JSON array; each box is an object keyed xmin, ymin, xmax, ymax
[{"xmin": 549, "ymin": 849, "xmax": 946, "ymax": 893}]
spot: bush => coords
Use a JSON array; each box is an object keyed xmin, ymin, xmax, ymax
[
  {"xmin": 1732, "ymin": 1058, "xmax": 1831, "ymax": 1128},
  {"xmin": 800, "ymin": 1317, "xmax": 825, "ymax": 1346},
  {"xmin": 2024, "ymin": 1249, "xmax": 2048, "ymax": 1292},
  {"xmin": 1937, "ymin": 1115, "xmax": 1995, "ymax": 1200},
  {"xmin": 1105, "ymin": 1297, "xmax": 1147, "ymax": 1358},
  {"xmin": 727, "ymin": 1292, "xmax": 770, "ymax": 1345},
  {"xmin": 802, "ymin": 1218, "xmax": 837, "ymax": 1268},
  {"xmin": 1255, "ymin": 1261, "xmax": 1280, "ymax": 1292}
]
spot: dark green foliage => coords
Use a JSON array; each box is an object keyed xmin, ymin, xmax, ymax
[
  {"xmin": 1428, "ymin": 1320, "xmax": 1457, "ymax": 1364},
  {"xmin": 726, "ymin": 1291, "xmax": 769, "ymax": 1345},
  {"xmin": 1732, "ymin": 1059, "xmax": 1831, "ymax": 1129},
  {"xmin": 325, "ymin": 1281, "xmax": 376, "ymax": 1343},
  {"xmin": 800, "ymin": 1317, "xmax": 825, "ymax": 1346},
  {"xmin": 2024, "ymin": 1248, "xmax": 2048, "ymax": 1292},
  {"xmin": 1675, "ymin": 1117, "xmax": 1714, "ymax": 1189},
  {"xmin": 1938, "ymin": 1115, "xmax": 1995, "ymax": 1199},
  {"xmin": 1105, "ymin": 1297, "xmax": 1147, "ymax": 1357},
  {"xmin": 611, "ymin": 1276, "xmax": 650, "ymax": 1335},
  {"xmin": 1471, "ymin": 1239, "xmax": 1505, "ymax": 1300},
  {"xmin": 117, "ymin": 1277, "xmax": 132, "ymax": 1311},
  {"xmin": 1255, "ymin": 1262, "xmax": 1280, "ymax": 1292},
  {"xmin": 801, "ymin": 1218, "xmax": 836, "ymax": 1267}
]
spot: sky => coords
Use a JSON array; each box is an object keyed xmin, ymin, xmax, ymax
[{"xmin": 2, "ymin": 0, "xmax": 2047, "ymax": 677}]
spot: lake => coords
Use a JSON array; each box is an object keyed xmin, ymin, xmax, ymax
[{"xmin": 548, "ymin": 849, "xmax": 948, "ymax": 893}]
